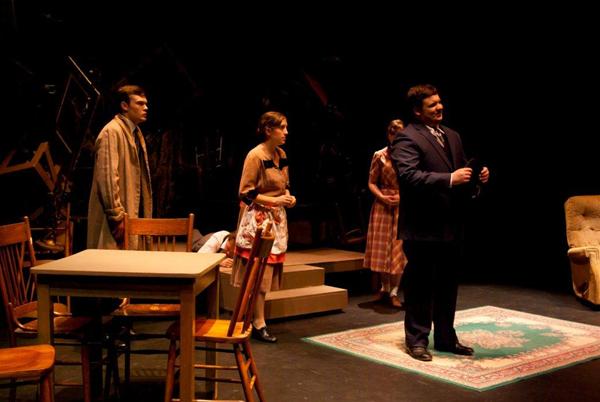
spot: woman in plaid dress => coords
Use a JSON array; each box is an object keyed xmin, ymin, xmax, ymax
[{"xmin": 364, "ymin": 119, "xmax": 408, "ymax": 308}]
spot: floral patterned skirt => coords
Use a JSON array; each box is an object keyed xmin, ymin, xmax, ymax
[
  {"xmin": 232, "ymin": 202, "xmax": 287, "ymax": 292},
  {"xmin": 234, "ymin": 203, "xmax": 288, "ymax": 264}
]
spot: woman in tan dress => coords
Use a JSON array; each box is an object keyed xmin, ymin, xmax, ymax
[
  {"xmin": 234, "ymin": 111, "xmax": 296, "ymax": 342},
  {"xmin": 364, "ymin": 119, "xmax": 408, "ymax": 308}
]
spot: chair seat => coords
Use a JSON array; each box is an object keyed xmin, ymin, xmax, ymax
[
  {"xmin": 166, "ymin": 318, "xmax": 251, "ymax": 342},
  {"xmin": 20, "ymin": 303, "xmax": 70, "ymax": 320},
  {"xmin": 0, "ymin": 345, "xmax": 55, "ymax": 379},
  {"xmin": 17, "ymin": 315, "xmax": 92, "ymax": 336},
  {"xmin": 112, "ymin": 303, "xmax": 180, "ymax": 317}
]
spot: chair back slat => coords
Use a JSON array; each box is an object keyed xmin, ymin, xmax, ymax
[
  {"xmin": 227, "ymin": 222, "xmax": 274, "ymax": 337},
  {"xmin": 13, "ymin": 300, "xmax": 38, "ymax": 318},
  {"xmin": 0, "ymin": 221, "xmax": 31, "ymax": 247},
  {"xmin": 123, "ymin": 214, "xmax": 195, "ymax": 252},
  {"xmin": 0, "ymin": 217, "xmax": 38, "ymax": 345}
]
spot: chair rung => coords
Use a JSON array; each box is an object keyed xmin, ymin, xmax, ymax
[
  {"xmin": 194, "ymin": 346, "xmax": 233, "ymax": 354},
  {"xmin": 0, "ymin": 379, "xmax": 39, "ymax": 388},
  {"xmin": 175, "ymin": 363, "xmax": 238, "ymax": 370},
  {"xmin": 172, "ymin": 399, "xmax": 244, "ymax": 402},
  {"xmin": 194, "ymin": 375, "xmax": 242, "ymax": 384},
  {"xmin": 127, "ymin": 333, "xmax": 167, "ymax": 340},
  {"xmin": 194, "ymin": 364, "xmax": 238, "ymax": 370},
  {"xmin": 55, "ymin": 360, "xmax": 84, "ymax": 366},
  {"xmin": 55, "ymin": 380, "xmax": 83, "ymax": 387},
  {"xmin": 53, "ymin": 341, "xmax": 81, "ymax": 347},
  {"xmin": 128, "ymin": 349, "xmax": 170, "ymax": 355},
  {"xmin": 55, "ymin": 359, "xmax": 105, "ymax": 369}
]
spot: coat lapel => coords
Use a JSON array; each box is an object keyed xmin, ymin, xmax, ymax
[
  {"xmin": 414, "ymin": 124, "xmax": 452, "ymax": 170},
  {"xmin": 115, "ymin": 114, "xmax": 138, "ymax": 154}
]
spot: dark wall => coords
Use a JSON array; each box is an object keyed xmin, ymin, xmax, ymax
[{"xmin": 3, "ymin": 3, "xmax": 599, "ymax": 291}]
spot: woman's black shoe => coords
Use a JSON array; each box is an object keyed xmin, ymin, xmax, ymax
[{"xmin": 252, "ymin": 325, "xmax": 277, "ymax": 343}]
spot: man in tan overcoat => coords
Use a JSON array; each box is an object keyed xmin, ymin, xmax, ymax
[{"xmin": 87, "ymin": 84, "xmax": 152, "ymax": 250}]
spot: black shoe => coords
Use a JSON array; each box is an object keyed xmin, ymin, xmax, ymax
[
  {"xmin": 252, "ymin": 325, "xmax": 277, "ymax": 343},
  {"xmin": 406, "ymin": 346, "xmax": 432, "ymax": 362},
  {"xmin": 434, "ymin": 342, "xmax": 474, "ymax": 356}
]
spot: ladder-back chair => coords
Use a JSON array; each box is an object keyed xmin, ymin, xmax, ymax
[
  {"xmin": 0, "ymin": 217, "xmax": 92, "ymax": 402},
  {"xmin": 111, "ymin": 213, "xmax": 194, "ymax": 385},
  {"xmin": 164, "ymin": 222, "xmax": 274, "ymax": 402}
]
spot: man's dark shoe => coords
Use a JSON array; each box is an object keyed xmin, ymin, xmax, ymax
[
  {"xmin": 252, "ymin": 325, "xmax": 277, "ymax": 343},
  {"xmin": 434, "ymin": 342, "xmax": 474, "ymax": 356},
  {"xmin": 406, "ymin": 346, "xmax": 432, "ymax": 361}
]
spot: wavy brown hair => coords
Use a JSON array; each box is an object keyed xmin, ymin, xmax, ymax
[{"xmin": 256, "ymin": 111, "xmax": 287, "ymax": 141}]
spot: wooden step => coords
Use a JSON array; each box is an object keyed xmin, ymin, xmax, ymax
[
  {"xmin": 220, "ymin": 264, "xmax": 324, "ymax": 290},
  {"xmin": 219, "ymin": 265, "xmax": 325, "ymax": 311},
  {"xmin": 264, "ymin": 286, "xmax": 348, "ymax": 319},
  {"xmin": 284, "ymin": 248, "xmax": 365, "ymax": 273},
  {"xmin": 281, "ymin": 264, "xmax": 325, "ymax": 288},
  {"xmin": 219, "ymin": 267, "xmax": 348, "ymax": 318},
  {"xmin": 219, "ymin": 248, "xmax": 358, "ymax": 318}
]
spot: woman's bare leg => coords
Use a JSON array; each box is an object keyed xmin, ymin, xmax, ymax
[{"xmin": 253, "ymin": 292, "xmax": 267, "ymax": 329}]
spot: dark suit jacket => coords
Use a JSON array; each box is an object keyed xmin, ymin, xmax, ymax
[{"xmin": 390, "ymin": 122, "xmax": 468, "ymax": 242}]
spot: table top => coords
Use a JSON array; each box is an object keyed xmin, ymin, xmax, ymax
[{"xmin": 31, "ymin": 249, "xmax": 225, "ymax": 278}]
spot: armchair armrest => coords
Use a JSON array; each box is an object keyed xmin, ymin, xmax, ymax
[
  {"xmin": 568, "ymin": 246, "xmax": 600, "ymax": 263},
  {"xmin": 567, "ymin": 246, "xmax": 600, "ymax": 305}
]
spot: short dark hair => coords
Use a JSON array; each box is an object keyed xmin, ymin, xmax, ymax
[
  {"xmin": 224, "ymin": 230, "xmax": 237, "ymax": 242},
  {"xmin": 387, "ymin": 119, "xmax": 404, "ymax": 137},
  {"xmin": 115, "ymin": 84, "xmax": 145, "ymax": 113},
  {"xmin": 406, "ymin": 84, "xmax": 438, "ymax": 114},
  {"xmin": 256, "ymin": 111, "xmax": 287, "ymax": 140}
]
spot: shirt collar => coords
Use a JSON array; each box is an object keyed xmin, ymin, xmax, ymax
[
  {"xmin": 120, "ymin": 114, "xmax": 138, "ymax": 134},
  {"xmin": 425, "ymin": 124, "xmax": 444, "ymax": 135}
]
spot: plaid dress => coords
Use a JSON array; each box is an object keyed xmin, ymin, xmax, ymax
[{"xmin": 363, "ymin": 147, "xmax": 407, "ymax": 275}]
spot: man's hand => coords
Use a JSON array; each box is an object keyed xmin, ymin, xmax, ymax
[
  {"xmin": 450, "ymin": 167, "xmax": 473, "ymax": 186},
  {"xmin": 110, "ymin": 220, "xmax": 125, "ymax": 245},
  {"xmin": 219, "ymin": 257, "xmax": 234, "ymax": 268},
  {"xmin": 479, "ymin": 167, "xmax": 490, "ymax": 184}
]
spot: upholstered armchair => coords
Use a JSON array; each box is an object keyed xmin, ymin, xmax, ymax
[{"xmin": 564, "ymin": 195, "xmax": 600, "ymax": 306}]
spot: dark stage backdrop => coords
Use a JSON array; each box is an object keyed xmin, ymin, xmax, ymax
[{"xmin": 2, "ymin": 3, "xmax": 599, "ymax": 291}]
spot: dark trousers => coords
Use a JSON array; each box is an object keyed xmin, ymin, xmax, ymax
[{"xmin": 402, "ymin": 240, "xmax": 461, "ymax": 349}]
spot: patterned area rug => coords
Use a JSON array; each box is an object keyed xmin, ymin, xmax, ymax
[{"xmin": 304, "ymin": 306, "xmax": 600, "ymax": 390}]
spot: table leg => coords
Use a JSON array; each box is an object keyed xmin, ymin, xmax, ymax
[
  {"xmin": 204, "ymin": 271, "xmax": 219, "ymax": 398},
  {"xmin": 37, "ymin": 283, "xmax": 55, "ymax": 399},
  {"xmin": 37, "ymin": 283, "xmax": 52, "ymax": 344},
  {"xmin": 179, "ymin": 287, "xmax": 195, "ymax": 402}
]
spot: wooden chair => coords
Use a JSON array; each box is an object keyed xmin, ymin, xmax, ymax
[
  {"xmin": 33, "ymin": 202, "xmax": 74, "ymax": 312},
  {"xmin": 0, "ymin": 217, "xmax": 92, "ymax": 402},
  {"xmin": 164, "ymin": 223, "xmax": 274, "ymax": 402},
  {"xmin": 111, "ymin": 213, "xmax": 194, "ymax": 385},
  {"xmin": 0, "ymin": 345, "xmax": 55, "ymax": 402}
]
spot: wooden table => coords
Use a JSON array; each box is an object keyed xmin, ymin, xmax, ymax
[{"xmin": 31, "ymin": 249, "xmax": 224, "ymax": 402}]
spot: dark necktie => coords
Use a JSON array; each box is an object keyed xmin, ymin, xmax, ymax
[
  {"xmin": 437, "ymin": 129, "xmax": 453, "ymax": 167},
  {"xmin": 432, "ymin": 129, "xmax": 445, "ymax": 148}
]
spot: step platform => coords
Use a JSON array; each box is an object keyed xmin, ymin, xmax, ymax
[
  {"xmin": 219, "ymin": 248, "xmax": 363, "ymax": 319},
  {"xmin": 284, "ymin": 248, "xmax": 365, "ymax": 272}
]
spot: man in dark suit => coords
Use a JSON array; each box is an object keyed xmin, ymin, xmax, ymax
[{"xmin": 390, "ymin": 84, "xmax": 489, "ymax": 361}]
